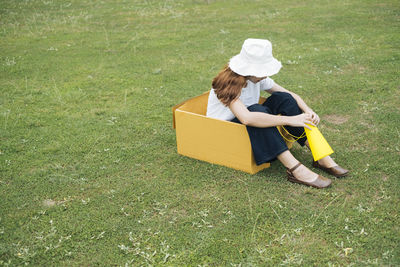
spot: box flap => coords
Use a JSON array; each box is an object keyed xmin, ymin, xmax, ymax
[{"xmin": 172, "ymin": 91, "xmax": 210, "ymax": 129}]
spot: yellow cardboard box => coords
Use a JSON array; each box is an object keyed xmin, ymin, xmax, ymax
[{"xmin": 172, "ymin": 91, "xmax": 270, "ymax": 174}]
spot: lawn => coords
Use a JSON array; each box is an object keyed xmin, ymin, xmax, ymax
[{"xmin": 0, "ymin": 0, "xmax": 399, "ymax": 265}]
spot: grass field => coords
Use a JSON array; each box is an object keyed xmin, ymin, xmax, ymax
[{"xmin": 1, "ymin": 0, "xmax": 399, "ymax": 265}]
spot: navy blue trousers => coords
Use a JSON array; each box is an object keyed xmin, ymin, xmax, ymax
[{"xmin": 232, "ymin": 92, "xmax": 307, "ymax": 165}]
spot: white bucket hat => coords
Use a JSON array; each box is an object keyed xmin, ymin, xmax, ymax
[{"xmin": 229, "ymin": 38, "xmax": 282, "ymax": 77}]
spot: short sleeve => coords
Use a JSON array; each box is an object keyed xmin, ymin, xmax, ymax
[{"xmin": 260, "ymin": 77, "xmax": 274, "ymax": 91}]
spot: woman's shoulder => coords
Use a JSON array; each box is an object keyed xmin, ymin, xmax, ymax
[{"xmin": 260, "ymin": 77, "xmax": 274, "ymax": 91}]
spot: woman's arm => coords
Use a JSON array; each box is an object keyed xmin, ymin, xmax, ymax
[
  {"xmin": 267, "ymin": 82, "xmax": 320, "ymax": 125},
  {"xmin": 229, "ymin": 98, "xmax": 315, "ymax": 129}
]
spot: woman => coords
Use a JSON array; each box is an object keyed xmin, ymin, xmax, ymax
[{"xmin": 206, "ymin": 38, "xmax": 349, "ymax": 188}]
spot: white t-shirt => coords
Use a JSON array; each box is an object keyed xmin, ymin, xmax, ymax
[{"xmin": 206, "ymin": 78, "xmax": 274, "ymax": 121}]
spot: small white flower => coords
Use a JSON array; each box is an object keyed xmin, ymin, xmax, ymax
[{"xmin": 4, "ymin": 57, "xmax": 16, "ymax": 66}]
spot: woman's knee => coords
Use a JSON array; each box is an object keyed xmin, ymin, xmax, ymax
[
  {"xmin": 267, "ymin": 92, "xmax": 301, "ymax": 115},
  {"xmin": 247, "ymin": 103, "xmax": 271, "ymax": 113},
  {"xmin": 264, "ymin": 92, "xmax": 296, "ymax": 108},
  {"xmin": 273, "ymin": 92, "xmax": 296, "ymax": 105}
]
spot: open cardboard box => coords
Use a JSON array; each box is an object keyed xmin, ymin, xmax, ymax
[{"xmin": 172, "ymin": 91, "xmax": 275, "ymax": 174}]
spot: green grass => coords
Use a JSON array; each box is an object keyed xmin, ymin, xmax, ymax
[{"xmin": 1, "ymin": 0, "xmax": 399, "ymax": 265}]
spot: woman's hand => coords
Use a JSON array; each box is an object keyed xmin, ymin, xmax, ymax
[
  {"xmin": 304, "ymin": 108, "xmax": 320, "ymax": 125},
  {"xmin": 287, "ymin": 113, "xmax": 316, "ymax": 130}
]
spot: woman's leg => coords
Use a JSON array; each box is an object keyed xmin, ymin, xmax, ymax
[
  {"xmin": 265, "ymin": 93, "xmax": 343, "ymax": 169},
  {"xmin": 263, "ymin": 92, "xmax": 307, "ymax": 146},
  {"xmin": 245, "ymin": 102, "xmax": 326, "ymax": 183},
  {"xmin": 277, "ymin": 150, "xmax": 319, "ymax": 183},
  {"xmin": 244, "ymin": 104, "xmax": 290, "ymax": 165},
  {"xmin": 304, "ymin": 140, "xmax": 349, "ymax": 177},
  {"xmin": 304, "ymin": 140, "xmax": 337, "ymax": 168}
]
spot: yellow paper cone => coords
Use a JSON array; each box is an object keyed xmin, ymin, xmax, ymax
[{"xmin": 305, "ymin": 124, "xmax": 334, "ymax": 161}]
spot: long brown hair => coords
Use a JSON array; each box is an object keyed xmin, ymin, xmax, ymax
[{"xmin": 212, "ymin": 64, "xmax": 248, "ymax": 106}]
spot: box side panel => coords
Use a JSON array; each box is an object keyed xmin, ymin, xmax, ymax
[
  {"xmin": 178, "ymin": 91, "xmax": 209, "ymax": 115},
  {"xmin": 172, "ymin": 91, "xmax": 210, "ymax": 128},
  {"xmin": 175, "ymin": 110, "xmax": 268, "ymax": 173},
  {"xmin": 172, "ymin": 102, "xmax": 186, "ymax": 129}
]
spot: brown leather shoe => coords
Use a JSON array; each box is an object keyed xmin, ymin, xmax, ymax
[
  {"xmin": 287, "ymin": 163, "xmax": 332, "ymax": 189},
  {"xmin": 312, "ymin": 161, "xmax": 349, "ymax": 178}
]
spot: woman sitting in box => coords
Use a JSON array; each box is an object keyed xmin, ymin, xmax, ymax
[{"xmin": 206, "ymin": 38, "xmax": 349, "ymax": 188}]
